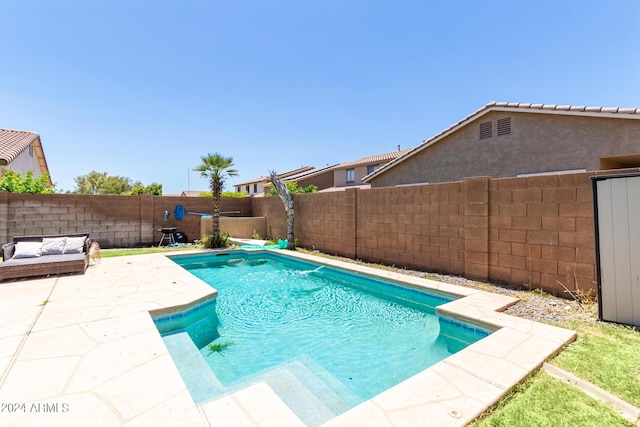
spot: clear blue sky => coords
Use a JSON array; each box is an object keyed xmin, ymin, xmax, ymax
[{"xmin": 1, "ymin": 1, "xmax": 639, "ymax": 194}]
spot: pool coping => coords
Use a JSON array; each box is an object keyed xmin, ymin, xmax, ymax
[{"xmin": 0, "ymin": 249, "xmax": 576, "ymax": 426}]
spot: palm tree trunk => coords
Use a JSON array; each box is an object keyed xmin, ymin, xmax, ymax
[
  {"xmin": 269, "ymin": 171, "xmax": 294, "ymax": 249},
  {"xmin": 211, "ymin": 177, "xmax": 223, "ymax": 234}
]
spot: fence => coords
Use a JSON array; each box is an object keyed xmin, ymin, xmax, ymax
[
  {"xmin": 253, "ymin": 172, "xmax": 596, "ymax": 296},
  {"xmin": 0, "ymin": 192, "xmax": 251, "ymax": 248},
  {"xmin": 0, "ymin": 171, "xmax": 597, "ymax": 295}
]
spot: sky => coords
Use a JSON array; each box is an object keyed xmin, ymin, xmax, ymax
[{"xmin": 1, "ymin": 1, "xmax": 639, "ymax": 195}]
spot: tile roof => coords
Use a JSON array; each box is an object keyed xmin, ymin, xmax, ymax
[
  {"xmin": 280, "ymin": 149, "xmax": 414, "ymax": 183},
  {"xmin": 0, "ymin": 128, "xmax": 40, "ymax": 164},
  {"xmin": 487, "ymin": 101, "xmax": 640, "ymax": 115},
  {"xmin": 234, "ymin": 166, "xmax": 315, "ymax": 186},
  {"xmin": 336, "ymin": 148, "xmax": 414, "ymax": 169},
  {"xmin": 364, "ymin": 101, "xmax": 640, "ymax": 182},
  {"xmin": 284, "ymin": 163, "xmax": 338, "ymax": 181}
]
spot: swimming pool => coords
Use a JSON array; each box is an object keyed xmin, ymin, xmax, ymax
[{"xmin": 154, "ymin": 251, "xmax": 491, "ymax": 425}]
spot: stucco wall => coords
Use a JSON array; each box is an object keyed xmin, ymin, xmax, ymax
[
  {"xmin": 333, "ymin": 165, "xmax": 375, "ymax": 188},
  {"xmin": 4, "ymin": 144, "xmax": 43, "ymax": 177},
  {"xmin": 296, "ymin": 170, "xmax": 334, "ymax": 191},
  {"xmin": 370, "ymin": 112, "xmax": 640, "ymax": 187}
]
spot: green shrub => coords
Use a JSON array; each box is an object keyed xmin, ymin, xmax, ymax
[{"xmin": 202, "ymin": 232, "xmax": 230, "ymax": 248}]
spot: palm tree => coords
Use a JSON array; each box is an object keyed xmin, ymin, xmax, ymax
[{"xmin": 194, "ymin": 153, "xmax": 238, "ymax": 236}]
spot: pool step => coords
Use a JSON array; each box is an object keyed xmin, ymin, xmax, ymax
[
  {"xmin": 162, "ymin": 333, "xmax": 361, "ymax": 425},
  {"xmin": 285, "ymin": 354, "xmax": 362, "ymax": 412},
  {"xmin": 161, "ymin": 332, "xmax": 224, "ymax": 402},
  {"xmin": 262, "ymin": 367, "xmax": 337, "ymax": 427},
  {"xmin": 257, "ymin": 355, "xmax": 362, "ymax": 427}
]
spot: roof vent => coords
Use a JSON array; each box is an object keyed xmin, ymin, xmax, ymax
[
  {"xmin": 479, "ymin": 121, "xmax": 492, "ymax": 139},
  {"xmin": 497, "ymin": 117, "xmax": 511, "ymax": 136}
]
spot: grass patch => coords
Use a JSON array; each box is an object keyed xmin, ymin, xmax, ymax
[
  {"xmin": 470, "ymin": 372, "xmax": 634, "ymax": 427},
  {"xmin": 100, "ymin": 246, "xmax": 200, "ymax": 258},
  {"xmin": 552, "ymin": 321, "xmax": 640, "ymax": 407}
]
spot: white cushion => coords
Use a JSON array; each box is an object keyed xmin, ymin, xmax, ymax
[
  {"xmin": 41, "ymin": 237, "xmax": 67, "ymax": 255},
  {"xmin": 63, "ymin": 236, "xmax": 86, "ymax": 254},
  {"xmin": 12, "ymin": 241, "xmax": 43, "ymax": 259}
]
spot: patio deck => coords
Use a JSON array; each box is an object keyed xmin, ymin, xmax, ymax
[{"xmin": 0, "ymin": 250, "xmax": 575, "ymax": 426}]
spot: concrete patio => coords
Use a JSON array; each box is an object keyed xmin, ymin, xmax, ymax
[{"xmin": 0, "ymin": 250, "xmax": 576, "ymax": 426}]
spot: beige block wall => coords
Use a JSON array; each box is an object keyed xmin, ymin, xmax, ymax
[
  {"xmin": 0, "ymin": 193, "xmax": 251, "ymax": 248},
  {"xmin": 0, "ymin": 172, "xmax": 600, "ymax": 298},
  {"xmin": 259, "ymin": 172, "xmax": 598, "ymax": 297},
  {"xmin": 252, "ymin": 196, "xmax": 288, "ymax": 241},
  {"xmin": 201, "ymin": 217, "xmax": 267, "ymax": 239}
]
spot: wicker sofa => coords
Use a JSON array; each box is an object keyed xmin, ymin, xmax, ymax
[{"xmin": 0, "ymin": 234, "xmax": 91, "ymax": 282}]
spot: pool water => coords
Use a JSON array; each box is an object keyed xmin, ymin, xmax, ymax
[{"xmin": 156, "ymin": 251, "xmax": 490, "ymax": 423}]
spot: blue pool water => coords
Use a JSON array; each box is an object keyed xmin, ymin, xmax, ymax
[{"xmin": 155, "ymin": 251, "xmax": 490, "ymax": 424}]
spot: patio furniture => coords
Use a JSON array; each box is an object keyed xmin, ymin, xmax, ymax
[{"xmin": 0, "ymin": 234, "xmax": 91, "ymax": 282}]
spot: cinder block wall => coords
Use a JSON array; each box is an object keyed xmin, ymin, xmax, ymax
[
  {"xmin": 356, "ymin": 183, "xmax": 465, "ymax": 275},
  {"xmin": 251, "ymin": 196, "xmax": 287, "ymax": 241},
  {"xmin": 296, "ymin": 190, "xmax": 357, "ymax": 258},
  {"xmin": 256, "ymin": 172, "xmax": 597, "ymax": 296},
  {"xmin": 0, "ymin": 173, "xmax": 597, "ymax": 296},
  {"xmin": 487, "ymin": 172, "xmax": 595, "ymax": 295},
  {"xmin": 201, "ymin": 217, "xmax": 268, "ymax": 239},
  {"xmin": 0, "ymin": 193, "xmax": 250, "ymax": 248}
]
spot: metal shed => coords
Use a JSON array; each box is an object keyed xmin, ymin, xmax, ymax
[{"xmin": 592, "ymin": 172, "xmax": 640, "ymax": 327}]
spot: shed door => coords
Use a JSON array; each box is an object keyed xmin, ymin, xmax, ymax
[{"xmin": 595, "ymin": 175, "xmax": 640, "ymax": 326}]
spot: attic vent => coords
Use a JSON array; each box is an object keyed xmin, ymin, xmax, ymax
[
  {"xmin": 479, "ymin": 121, "xmax": 492, "ymax": 139},
  {"xmin": 497, "ymin": 117, "xmax": 511, "ymax": 136}
]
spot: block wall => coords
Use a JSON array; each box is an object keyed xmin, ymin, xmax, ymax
[
  {"xmin": 273, "ymin": 172, "xmax": 597, "ymax": 297},
  {"xmin": 0, "ymin": 193, "xmax": 250, "ymax": 248},
  {"xmin": 0, "ymin": 172, "xmax": 598, "ymax": 297},
  {"xmin": 251, "ymin": 196, "xmax": 287, "ymax": 241},
  {"xmin": 356, "ymin": 183, "xmax": 465, "ymax": 275},
  {"xmin": 295, "ymin": 190, "xmax": 357, "ymax": 258},
  {"xmin": 487, "ymin": 172, "xmax": 595, "ymax": 294}
]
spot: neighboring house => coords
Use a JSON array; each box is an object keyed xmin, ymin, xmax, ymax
[
  {"xmin": 233, "ymin": 166, "xmax": 315, "ymax": 196},
  {"xmin": 0, "ymin": 128, "xmax": 52, "ymax": 186},
  {"xmin": 365, "ymin": 102, "xmax": 640, "ymax": 188},
  {"xmin": 289, "ymin": 164, "xmax": 337, "ymax": 191},
  {"xmin": 330, "ymin": 147, "xmax": 413, "ymax": 189},
  {"xmin": 291, "ymin": 148, "xmax": 414, "ymax": 192}
]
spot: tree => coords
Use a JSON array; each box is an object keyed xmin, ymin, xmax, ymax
[
  {"xmin": 74, "ymin": 171, "xmax": 107, "ymax": 194},
  {"xmin": 73, "ymin": 171, "xmax": 161, "ymax": 195},
  {"xmin": 193, "ymin": 153, "xmax": 238, "ymax": 238},
  {"xmin": 0, "ymin": 169, "xmax": 55, "ymax": 194},
  {"xmin": 130, "ymin": 183, "xmax": 163, "ymax": 195},
  {"xmin": 199, "ymin": 191, "xmax": 247, "ymax": 198},
  {"xmin": 269, "ymin": 170, "xmax": 295, "ymax": 250},
  {"xmin": 266, "ymin": 181, "xmax": 317, "ymax": 197}
]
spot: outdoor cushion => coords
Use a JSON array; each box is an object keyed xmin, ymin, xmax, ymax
[
  {"xmin": 12, "ymin": 241, "xmax": 43, "ymax": 259},
  {"xmin": 41, "ymin": 237, "xmax": 67, "ymax": 255},
  {"xmin": 63, "ymin": 236, "xmax": 86, "ymax": 254},
  {"xmin": 2, "ymin": 253, "xmax": 85, "ymax": 266}
]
